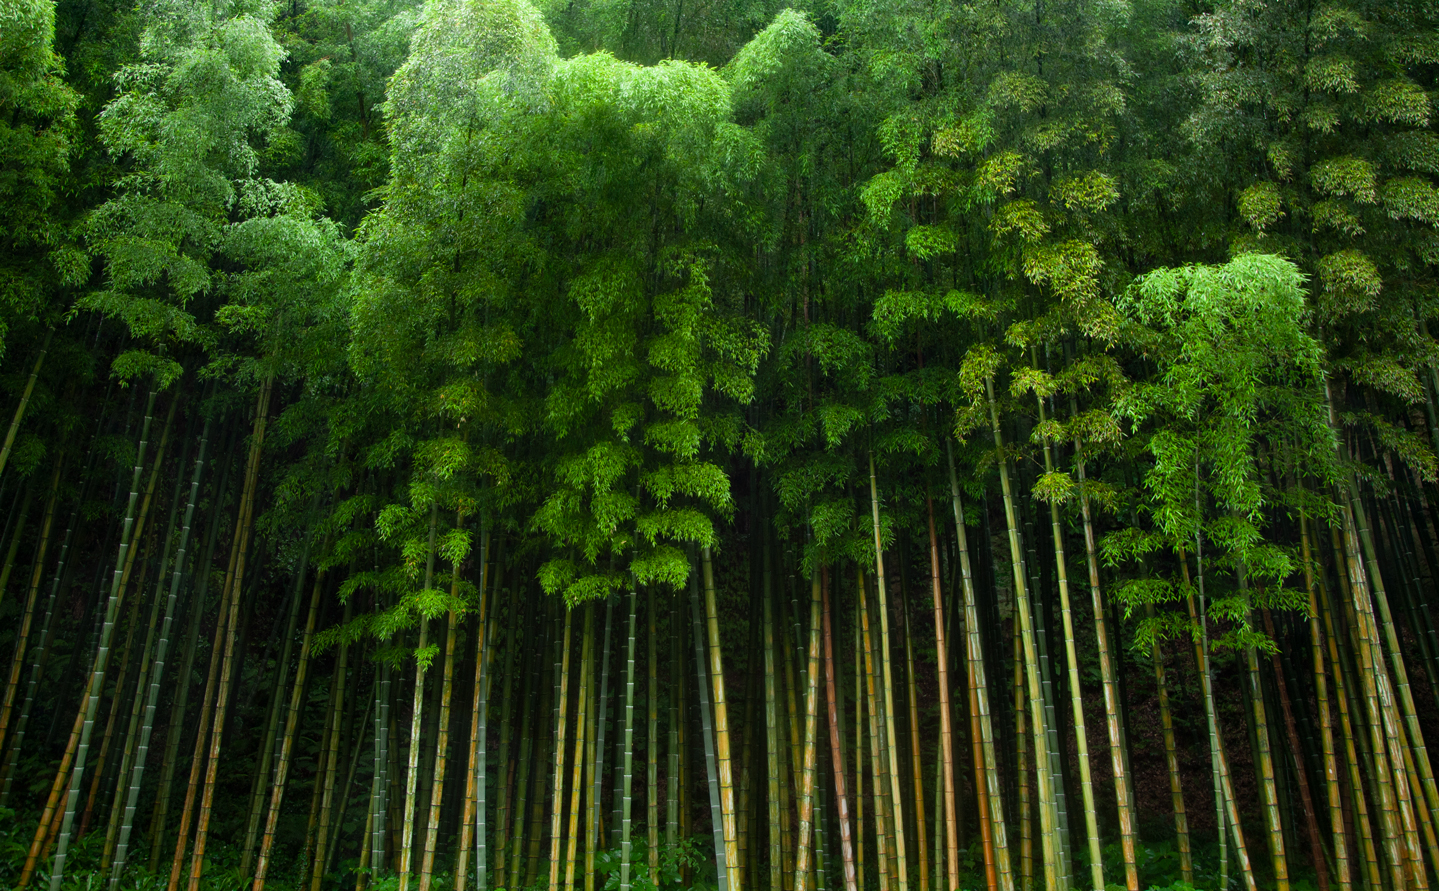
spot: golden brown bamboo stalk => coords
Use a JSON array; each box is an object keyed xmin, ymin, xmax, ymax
[
  {"xmin": 854, "ymin": 608, "xmax": 865, "ymax": 887},
  {"xmin": 899, "ymin": 575, "xmax": 927, "ymax": 891},
  {"xmin": 924, "ymin": 498, "xmax": 959, "ymax": 891},
  {"xmin": 456, "ymin": 524, "xmax": 490, "ymax": 891},
  {"xmin": 186, "ymin": 377, "xmax": 272, "ymax": 891},
  {"xmin": 563, "ymin": 605, "xmax": 592, "ymax": 891},
  {"xmin": 701, "ymin": 545, "xmax": 740, "ymax": 891},
  {"xmin": 819, "ymin": 565, "xmax": 858, "ymax": 891},
  {"xmin": 312, "ymin": 602, "xmax": 354, "ymax": 891},
  {"xmin": 859, "ymin": 567, "xmax": 892, "ymax": 891},
  {"xmin": 1145, "ymin": 608, "xmax": 1191, "ymax": 885},
  {"xmin": 1264, "ymin": 608, "xmax": 1330, "ymax": 891},
  {"xmin": 795, "ymin": 572, "xmax": 823, "ymax": 891},
  {"xmin": 548, "ymin": 606, "xmax": 574, "ymax": 891},
  {"xmin": 252, "ymin": 569, "xmax": 326, "ymax": 890}
]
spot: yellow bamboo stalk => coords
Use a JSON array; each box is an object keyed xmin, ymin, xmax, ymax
[
  {"xmin": 548, "ymin": 606, "xmax": 574, "ymax": 891},
  {"xmin": 867, "ymin": 454, "xmax": 910, "ymax": 891},
  {"xmin": 701, "ymin": 546, "xmax": 740, "ymax": 891}
]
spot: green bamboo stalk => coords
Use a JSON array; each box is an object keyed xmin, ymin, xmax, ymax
[
  {"xmin": 144, "ymin": 424, "xmax": 233, "ymax": 871},
  {"xmin": 493, "ymin": 568, "xmax": 521, "ymax": 891},
  {"xmin": 475, "ymin": 536, "xmax": 501, "ymax": 891},
  {"xmin": 946, "ymin": 444, "xmax": 1011, "ymax": 891},
  {"xmin": 1245, "ymin": 639, "xmax": 1289, "ymax": 891},
  {"xmin": 647, "ymin": 585, "xmax": 660, "ymax": 881},
  {"xmin": 621, "ymin": 587, "xmax": 640, "ymax": 891},
  {"xmin": 867, "ymin": 454, "xmax": 909, "ymax": 891},
  {"xmin": 549, "ymin": 603, "xmax": 575, "ymax": 891},
  {"xmin": 668, "ymin": 596, "xmax": 679, "ymax": 850},
  {"xmin": 795, "ymin": 571, "xmax": 823, "ymax": 891},
  {"xmin": 985, "ymin": 381, "xmax": 1062, "ymax": 891},
  {"xmin": 854, "ymin": 599, "xmax": 865, "ymax": 887},
  {"xmin": 43, "ymin": 386, "xmax": 158, "ymax": 891},
  {"xmin": 506, "ymin": 606, "xmax": 540, "ymax": 891},
  {"xmin": 690, "ymin": 567, "xmax": 728, "ymax": 891},
  {"xmin": 112, "ymin": 414, "xmax": 208, "ymax": 885}
]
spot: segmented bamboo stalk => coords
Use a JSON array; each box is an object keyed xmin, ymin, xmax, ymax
[
  {"xmin": 313, "ymin": 600, "xmax": 355, "ymax": 891},
  {"xmin": 111, "ymin": 416, "xmax": 207, "ymax": 885},
  {"xmin": 1014, "ymin": 623, "xmax": 1032, "ymax": 891},
  {"xmin": 795, "ymin": 570, "xmax": 823, "ymax": 891},
  {"xmin": 691, "ymin": 565, "xmax": 728, "ymax": 891},
  {"xmin": 1301, "ymin": 518, "xmax": 1351, "ymax": 891},
  {"xmin": 923, "ymin": 498, "xmax": 959, "ymax": 891},
  {"xmin": 399, "ymin": 503, "xmax": 441, "ymax": 891},
  {"xmin": 186, "ymin": 376, "xmax": 273, "ymax": 891},
  {"xmin": 867, "ymin": 454, "xmax": 909, "ymax": 891},
  {"xmin": 854, "ymin": 600, "xmax": 865, "ymax": 886},
  {"xmin": 899, "ymin": 571, "xmax": 928, "ymax": 891},
  {"xmin": 621, "ymin": 587, "xmax": 639, "ymax": 891},
  {"xmin": 549, "ymin": 603, "xmax": 576, "ymax": 891},
  {"xmin": 252, "ymin": 564, "xmax": 327, "ymax": 890},
  {"xmin": 945, "ymin": 443, "xmax": 1012, "ymax": 891},
  {"xmin": 242, "ymin": 511, "xmax": 315, "ymax": 877},
  {"xmin": 0, "ymin": 328, "xmax": 51, "ymax": 479},
  {"xmin": 43, "ymin": 386, "xmax": 158, "ymax": 891},
  {"xmin": 493, "ymin": 568, "xmax": 522, "ymax": 891},
  {"xmin": 456, "ymin": 524, "xmax": 489, "ymax": 891},
  {"xmin": 1245, "ymin": 640, "xmax": 1289, "ymax": 891},
  {"xmin": 985, "ymin": 379, "xmax": 1062, "ymax": 890},
  {"xmin": 859, "ymin": 567, "xmax": 892, "ymax": 891},
  {"xmin": 647, "ymin": 584, "xmax": 660, "ymax": 881},
  {"xmin": 668, "ymin": 596, "xmax": 679, "ymax": 850},
  {"xmin": 702, "ymin": 545, "xmax": 741, "ymax": 891},
  {"xmin": 821, "ymin": 566, "xmax": 858, "ymax": 891},
  {"xmin": 764, "ymin": 542, "xmax": 784, "ymax": 891},
  {"xmin": 585, "ymin": 595, "xmax": 601, "ymax": 891},
  {"xmin": 419, "ymin": 594, "xmax": 459, "ymax": 891},
  {"xmin": 1264, "ymin": 608, "xmax": 1330, "ymax": 891},
  {"xmin": 1070, "ymin": 455, "xmax": 1138, "ymax": 890},
  {"xmin": 564, "ymin": 605, "xmax": 592, "ymax": 891}
]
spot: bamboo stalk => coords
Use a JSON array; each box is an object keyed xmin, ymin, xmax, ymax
[
  {"xmin": 43, "ymin": 386, "xmax": 158, "ymax": 891},
  {"xmin": 945, "ymin": 446, "xmax": 1011, "ymax": 891},
  {"xmin": 854, "ymin": 598, "xmax": 866, "ymax": 887},
  {"xmin": 1146, "ymin": 608, "xmax": 1191, "ymax": 885},
  {"xmin": 867, "ymin": 454, "xmax": 910, "ymax": 891},
  {"xmin": 1301, "ymin": 518, "xmax": 1352, "ymax": 891},
  {"xmin": 985, "ymin": 380, "xmax": 1062, "ymax": 890},
  {"xmin": 1264, "ymin": 608, "xmax": 1330, "ymax": 891},
  {"xmin": 474, "ymin": 543, "xmax": 500, "ymax": 891},
  {"xmin": 795, "ymin": 570, "xmax": 823, "ymax": 891},
  {"xmin": 418, "ymin": 592, "xmax": 459, "ymax": 891},
  {"xmin": 648, "ymin": 584, "xmax": 661, "ymax": 881},
  {"xmin": 621, "ymin": 586, "xmax": 639, "ymax": 891},
  {"xmin": 585, "ymin": 595, "xmax": 601, "ymax": 891},
  {"xmin": 1075, "ymin": 455, "xmax": 1138, "ymax": 891},
  {"xmin": 252, "ymin": 566, "xmax": 327, "ymax": 890},
  {"xmin": 702, "ymin": 545, "xmax": 741, "ymax": 891},
  {"xmin": 691, "ymin": 565, "xmax": 728, "ymax": 891},
  {"xmin": 493, "ymin": 564, "xmax": 521, "ymax": 891},
  {"xmin": 313, "ymin": 600, "xmax": 355, "ymax": 891},
  {"xmin": 549, "ymin": 603, "xmax": 575, "ymax": 891},
  {"xmin": 456, "ymin": 524, "xmax": 490, "ymax": 891},
  {"xmin": 399, "ymin": 502, "xmax": 441, "ymax": 891},
  {"xmin": 0, "ymin": 483, "xmax": 34, "ymax": 613},
  {"xmin": 821, "ymin": 566, "xmax": 858, "ymax": 891},
  {"xmin": 924, "ymin": 498, "xmax": 958, "ymax": 891},
  {"xmin": 1014, "ymin": 622, "xmax": 1031, "ymax": 891},
  {"xmin": 186, "ymin": 376, "xmax": 272, "ymax": 891},
  {"xmin": 764, "ymin": 544, "xmax": 786, "ymax": 891},
  {"xmin": 859, "ymin": 567, "xmax": 892, "ymax": 891},
  {"xmin": 564, "ymin": 604, "xmax": 592, "ymax": 891},
  {"xmin": 0, "ymin": 328, "xmax": 52, "ymax": 479},
  {"xmin": 899, "ymin": 567, "xmax": 928, "ymax": 891},
  {"xmin": 0, "ymin": 460, "xmax": 57, "ymax": 758}
]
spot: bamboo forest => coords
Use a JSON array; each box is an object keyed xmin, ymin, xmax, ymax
[{"xmin": 6, "ymin": 0, "xmax": 1439, "ymax": 887}]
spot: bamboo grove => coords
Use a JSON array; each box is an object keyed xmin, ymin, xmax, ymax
[{"xmin": 3, "ymin": 0, "xmax": 1439, "ymax": 887}]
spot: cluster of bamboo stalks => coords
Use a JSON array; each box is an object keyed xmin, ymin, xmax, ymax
[{"xmin": 4, "ymin": 364, "xmax": 1439, "ymax": 891}]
